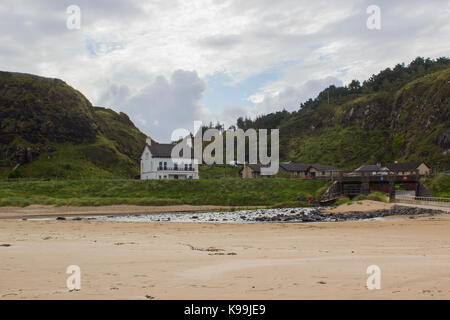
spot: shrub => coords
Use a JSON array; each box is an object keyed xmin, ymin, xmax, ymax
[
  {"xmin": 334, "ymin": 196, "xmax": 350, "ymax": 206},
  {"xmin": 367, "ymin": 192, "xmax": 388, "ymax": 202},
  {"xmin": 8, "ymin": 170, "xmax": 22, "ymax": 179}
]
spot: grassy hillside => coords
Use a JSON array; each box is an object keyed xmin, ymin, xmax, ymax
[
  {"xmin": 0, "ymin": 72, "xmax": 146, "ymax": 179},
  {"xmin": 422, "ymin": 173, "xmax": 450, "ymax": 197},
  {"xmin": 198, "ymin": 164, "xmax": 242, "ymax": 179},
  {"xmin": 0, "ymin": 178, "xmax": 329, "ymax": 207},
  {"xmin": 238, "ymin": 57, "xmax": 450, "ymax": 170},
  {"xmin": 1, "ymin": 57, "xmax": 448, "ymax": 180}
]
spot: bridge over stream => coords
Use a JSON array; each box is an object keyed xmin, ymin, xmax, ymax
[{"xmin": 320, "ymin": 171, "xmax": 432, "ymax": 204}]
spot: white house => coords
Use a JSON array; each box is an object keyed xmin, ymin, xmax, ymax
[{"xmin": 140, "ymin": 138, "xmax": 199, "ymax": 180}]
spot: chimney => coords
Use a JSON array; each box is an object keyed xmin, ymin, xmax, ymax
[
  {"xmin": 376, "ymin": 162, "xmax": 381, "ymax": 167},
  {"xmin": 146, "ymin": 137, "xmax": 152, "ymax": 146}
]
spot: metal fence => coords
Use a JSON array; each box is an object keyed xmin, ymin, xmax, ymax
[{"xmin": 394, "ymin": 195, "xmax": 450, "ymax": 207}]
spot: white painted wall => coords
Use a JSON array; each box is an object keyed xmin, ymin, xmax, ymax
[{"xmin": 140, "ymin": 146, "xmax": 199, "ymax": 180}]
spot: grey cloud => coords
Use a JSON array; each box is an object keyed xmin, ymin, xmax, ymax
[
  {"xmin": 103, "ymin": 70, "xmax": 210, "ymax": 143},
  {"xmin": 198, "ymin": 34, "xmax": 241, "ymax": 49},
  {"xmin": 0, "ymin": 0, "xmax": 448, "ymax": 141},
  {"xmin": 250, "ymin": 76, "xmax": 343, "ymax": 116},
  {"xmin": 98, "ymin": 83, "xmax": 131, "ymax": 107}
]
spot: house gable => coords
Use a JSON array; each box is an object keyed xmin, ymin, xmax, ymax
[{"xmin": 141, "ymin": 145, "xmax": 152, "ymax": 161}]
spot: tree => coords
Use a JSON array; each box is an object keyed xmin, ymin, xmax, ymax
[{"xmin": 348, "ymin": 80, "xmax": 361, "ymax": 93}]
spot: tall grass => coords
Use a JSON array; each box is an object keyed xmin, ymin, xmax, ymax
[{"xmin": 0, "ymin": 178, "xmax": 330, "ymax": 207}]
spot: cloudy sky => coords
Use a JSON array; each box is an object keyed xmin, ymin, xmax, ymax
[{"xmin": 1, "ymin": 0, "xmax": 449, "ymax": 142}]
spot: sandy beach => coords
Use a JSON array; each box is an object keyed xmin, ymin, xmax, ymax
[
  {"xmin": 0, "ymin": 204, "xmax": 265, "ymax": 220},
  {"xmin": 0, "ymin": 205, "xmax": 449, "ymax": 300}
]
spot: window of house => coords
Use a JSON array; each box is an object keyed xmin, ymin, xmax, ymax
[
  {"xmin": 189, "ymin": 164, "xmax": 192, "ymax": 170},
  {"xmin": 164, "ymin": 162, "xmax": 167, "ymax": 170},
  {"xmin": 159, "ymin": 162, "xmax": 162, "ymax": 169},
  {"xmin": 174, "ymin": 163, "xmax": 178, "ymax": 170},
  {"xmin": 164, "ymin": 175, "xmax": 167, "ymax": 179},
  {"xmin": 184, "ymin": 164, "xmax": 188, "ymax": 171}
]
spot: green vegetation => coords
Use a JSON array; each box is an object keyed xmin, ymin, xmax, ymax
[
  {"xmin": 332, "ymin": 192, "xmax": 388, "ymax": 208},
  {"xmin": 352, "ymin": 192, "xmax": 388, "ymax": 203},
  {"xmin": 1, "ymin": 57, "xmax": 449, "ymax": 181},
  {"xmin": 0, "ymin": 178, "xmax": 329, "ymax": 207},
  {"xmin": 334, "ymin": 196, "xmax": 351, "ymax": 206},
  {"xmin": 422, "ymin": 173, "xmax": 450, "ymax": 197},
  {"xmin": 198, "ymin": 164, "xmax": 242, "ymax": 179},
  {"xmin": 0, "ymin": 72, "xmax": 146, "ymax": 179},
  {"xmin": 235, "ymin": 57, "xmax": 450, "ymax": 170}
]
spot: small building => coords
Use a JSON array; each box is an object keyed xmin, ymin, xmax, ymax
[
  {"xmin": 386, "ymin": 161, "xmax": 430, "ymax": 176},
  {"xmin": 242, "ymin": 164, "xmax": 266, "ymax": 178},
  {"xmin": 308, "ymin": 164, "xmax": 339, "ymax": 179},
  {"xmin": 279, "ymin": 162, "xmax": 311, "ymax": 177},
  {"xmin": 140, "ymin": 138, "xmax": 199, "ymax": 180},
  {"xmin": 243, "ymin": 161, "xmax": 339, "ymax": 179},
  {"xmin": 355, "ymin": 164, "xmax": 383, "ymax": 175}
]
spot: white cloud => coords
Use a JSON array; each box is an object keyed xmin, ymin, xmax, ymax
[{"xmin": 0, "ymin": 0, "xmax": 448, "ymax": 139}]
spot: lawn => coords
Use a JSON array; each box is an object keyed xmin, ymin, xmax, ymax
[{"xmin": 0, "ymin": 178, "xmax": 330, "ymax": 207}]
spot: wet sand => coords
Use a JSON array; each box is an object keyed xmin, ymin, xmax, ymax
[
  {"xmin": 0, "ymin": 213, "xmax": 449, "ymax": 299},
  {"xmin": 0, "ymin": 204, "xmax": 265, "ymax": 220}
]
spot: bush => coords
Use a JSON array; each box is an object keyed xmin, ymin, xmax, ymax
[
  {"xmin": 334, "ymin": 196, "xmax": 350, "ymax": 206},
  {"xmin": 8, "ymin": 170, "xmax": 22, "ymax": 179},
  {"xmin": 366, "ymin": 191, "xmax": 388, "ymax": 202},
  {"xmin": 315, "ymin": 184, "xmax": 330, "ymax": 199},
  {"xmin": 425, "ymin": 173, "xmax": 450, "ymax": 197}
]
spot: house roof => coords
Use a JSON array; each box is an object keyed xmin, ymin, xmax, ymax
[
  {"xmin": 279, "ymin": 162, "xmax": 338, "ymax": 172},
  {"xmin": 247, "ymin": 164, "xmax": 264, "ymax": 172},
  {"xmin": 280, "ymin": 162, "xmax": 311, "ymax": 172},
  {"xmin": 386, "ymin": 161, "xmax": 425, "ymax": 172},
  {"xmin": 148, "ymin": 143, "xmax": 194, "ymax": 159},
  {"xmin": 355, "ymin": 165, "xmax": 382, "ymax": 172},
  {"xmin": 309, "ymin": 164, "xmax": 338, "ymax": 171}
]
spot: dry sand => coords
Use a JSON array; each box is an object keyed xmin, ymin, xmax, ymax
[
  {"xmin": 324, "ymin": 200, "xmax": 394, "ymax": 213},
  {"xmin": 324, "ymin": 200, "xmax": 450, "ymax": 214},
  {"xmin": 0, "ymin": 211, "xmax": 449, "ymax": 300}
]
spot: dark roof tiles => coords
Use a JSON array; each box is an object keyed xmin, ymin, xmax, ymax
[
  {"xmin": 386, "ymin": 161, "xmax": 424, "ymax": 172},
  {"xmin": 148, "ymin": 143, "xmax": 194, "ymax": 159}
]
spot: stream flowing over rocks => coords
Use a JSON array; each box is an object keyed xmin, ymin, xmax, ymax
[{"xmin": 72, "ymin": 205, "xmax": 447, "ymax": 224}]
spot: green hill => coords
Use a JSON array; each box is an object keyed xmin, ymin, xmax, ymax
[
  {"xmin": 237, "ymin": 57, "xmax": 450, "ymax": 170},
  {"xmin": 1, "ymin": 57, "xmax": 449, "ymax": 180},
  {"xmin": 0, "ymin": 72, "xmax": 146, "ymax": 179}
]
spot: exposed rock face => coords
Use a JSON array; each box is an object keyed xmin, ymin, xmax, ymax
[
  {"xmin": 436, "ymin": 130, "xmax": 450, "ymax": 149},
  {"xmin": 0, "ymin": 145, "xmax": 56, "ymax": 166},
  {"xmin": 274, "ymin": 65, "xmax": 450, "ymax": 170}
]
